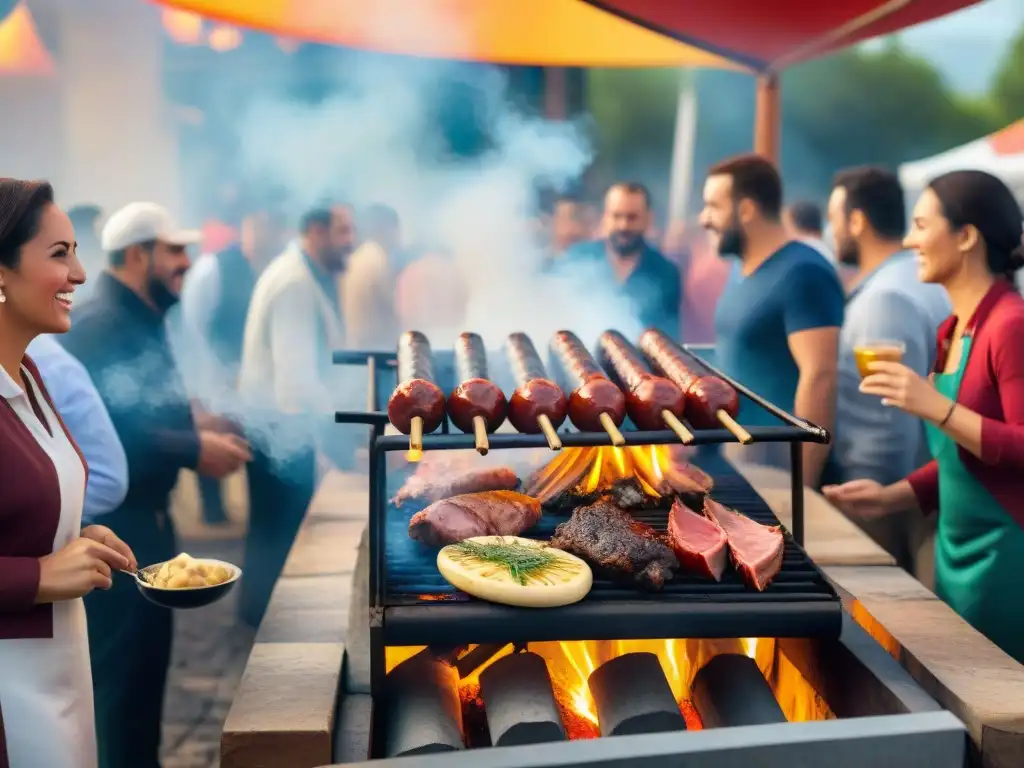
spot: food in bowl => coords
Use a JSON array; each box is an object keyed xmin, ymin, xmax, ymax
[{"xmin": 147, "ymin": 552, "xmax": 234, "ymax": 589}]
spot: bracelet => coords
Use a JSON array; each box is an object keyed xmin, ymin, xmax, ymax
[{"xmin": 938, "ymin": 400, "xmax": 957, "ymax": 427}]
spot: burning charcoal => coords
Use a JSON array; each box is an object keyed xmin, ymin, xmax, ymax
[
  {"xmin": 607, "ymin": 477, "xmax": 659, "ymax": 510},
  {"xmin": 587, "ymin": 652, "xmax": 686, "ymax": 737},
  {"xmin": 479, "ymin": 652, "xmax": 566, "ymax": 747},
  {"xmin": 691, "ymin": 654, "xmax": 786, "ymax": 728},
  {"xmin": 384, "ymin": 654, "xmax": 464, "ymax": 756},
  {"xmin": 541, "ymin": 477, "xmax": 660, "ymax": 516},
  {"xmin": 455, "ymin": 643, "xmax": 512, "ymax": 679}
]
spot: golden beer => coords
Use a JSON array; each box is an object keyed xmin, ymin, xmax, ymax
[{"xmin": 854, "ymin": 342, "xmax": 905, "ymax": 379}]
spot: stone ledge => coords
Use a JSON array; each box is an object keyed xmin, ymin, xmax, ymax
[
  {"xmin": 256, "ymin": 574, "xmax": 352, "ymax": 645},
  {"xmin": 221, "ymin": 643, "xmax": 344, "ymax": 768},
  {"xmin": 827, "ymin": 565, "xmax": 1024, "ymax": 768},
  {"xmin": 282, "ymin": 518, "xmax": 364, "ymax": 577}
]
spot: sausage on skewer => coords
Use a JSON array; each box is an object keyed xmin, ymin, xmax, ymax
[
  {"xmin": 505, "ymin": 332, "xmax": 567, "ymax": 450},
  {"xmin": 598, "ymin": 330, "xmax": 694, "ymax": 443},
  {"xmin": 550, "ymin": 330, "xmax": 627, "ymax": 446},
  {"xmin": 639, "ymin": 329, "xmax": 753, "ymax": 444},
  {"xmin": 448, "ymin": 332, "xmax": 507, "ymax": 455},
  {"xmin": 388, "ymin": 331, "xmax": 447, "ymax": 456}
]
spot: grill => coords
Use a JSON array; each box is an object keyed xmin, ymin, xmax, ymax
[
  {"xmin": 327, "ymin": 331, "xmax": 967, "ymax": 767},
  {"xmin": 382, "ymin": 452, "xmax": 839, "ymax": 645},
  {"xmin": 334, "ymin": 332, "xmax": 841, "ymax": 680}
]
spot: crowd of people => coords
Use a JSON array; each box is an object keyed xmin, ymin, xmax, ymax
[{"xmin": 1, "ymin": 150, "xmax": 1023, "ymax": 767}]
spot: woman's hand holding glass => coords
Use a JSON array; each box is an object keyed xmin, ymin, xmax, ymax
[{"xmin": 858, "ymin": 360, "xmax": 952, "ymax": 423}]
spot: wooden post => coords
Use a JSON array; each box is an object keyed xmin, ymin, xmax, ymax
[
  {"xmin": 753, "ymin": 72, "xmax": 781, "ymax": 163},
  {"xmin": 544, "ymin": 67, "xmax": 567, "ymax": 120}
]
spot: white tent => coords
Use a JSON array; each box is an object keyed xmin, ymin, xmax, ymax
[{"xmin": 899, "ymin": 120, "xmax": 1024, "ymax": 203}]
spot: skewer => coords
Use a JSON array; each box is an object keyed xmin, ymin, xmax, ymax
[
  {"xmin": 661, "ymin": 410, "xmax": 694, "ymax": 444},
  {"xmin": 472, "ymin": 415, "xmax": 490, "ymax": 455},
  {"xmin": 718, "ymin": 411, "xmax": 753, "ymax": 444},
  {"xmin": 409, "ymin": 416, "xmax": 424, "ymax": 453},
  {"xmin": 599, "ymin": 412, "xmax": 626, "ymax": 447},
  {"xmin": 537, "ymin": 414, "xmax": 562, "ymax": 451}
]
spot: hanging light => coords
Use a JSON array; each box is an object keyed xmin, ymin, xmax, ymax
[
  {"xmin": 161, "ymin": 8, "xmax": 204, "ymax": 45},
  {"xmin": 208, "ymin": 24, "xmax": 242, "ymax": 53},
  {"xmin": 0, "ymin": 1, "xmax": 55, "ymax": 77}
]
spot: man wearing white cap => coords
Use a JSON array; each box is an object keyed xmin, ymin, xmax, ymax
[{"xmin": 60, "ymin": 202, "xmax": 252, "ymax": 768}]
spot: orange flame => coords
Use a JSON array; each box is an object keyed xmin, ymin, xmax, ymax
[{"xmin": 385, "ymin": 636, "xmax": 830, "ymax": 738}]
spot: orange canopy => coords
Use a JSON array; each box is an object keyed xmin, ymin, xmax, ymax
[
  {"xmin": 150, "ymin": 0, "xmax": 741, "ymax": 69},
  {"xmin": 0, "ymin": 1, "xmax": 55, "ymax": 77}
]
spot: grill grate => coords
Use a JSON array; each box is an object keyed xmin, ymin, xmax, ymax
[{"xmin": 384, "ymin": 452, "xmax": 836, "ymax": 609}]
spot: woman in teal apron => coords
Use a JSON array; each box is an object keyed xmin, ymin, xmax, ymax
[{"xmin": 824, "ymin": 170, "xmax": 1024, "ymax": 663}]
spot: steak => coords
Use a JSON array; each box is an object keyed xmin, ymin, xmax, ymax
[
  {"xmin": 393, "ymin": 466, "xmax": 520, "ymax": 506},
  {"xmin": 549, "ymin": 500, "xmax": 678, "ymax": 590},
  {"xmin": 704, "ymin": 498, "xmax": 783, "ymax": 591},
  {"xmin": 408, "ymin": 491, "xmax": 542, "ymax": 547},
  {"xmin": 667, "ymin": 498, "xmax": 728, "ymax": 581}
]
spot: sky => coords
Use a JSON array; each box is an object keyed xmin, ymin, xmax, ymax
[{"xmin": 893, "ymin": 0, "xmax": 1024, "ymax": 93}]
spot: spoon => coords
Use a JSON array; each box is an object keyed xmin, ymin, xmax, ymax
[{"xmin": 120, "ymin": 568, "xmax": 149, "ymax": 584}]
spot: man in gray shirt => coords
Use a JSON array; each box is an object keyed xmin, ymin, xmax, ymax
[{"xmin": 826, "ymin": 167, "xmax": 950, "ymax": 580}]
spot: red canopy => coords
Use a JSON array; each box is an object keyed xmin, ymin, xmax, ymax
[{"xmin": 583, "ymin": 0, "xmax": 984, "ymax": 70}]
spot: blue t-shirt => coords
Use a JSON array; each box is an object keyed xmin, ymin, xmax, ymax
[
  {"xmin": 559, "ymin": 239, "xmax": 682, "ymax": 339},
  {"xmin": 713, "ymin": 242, "xmax": 844, "ymax": 426}
]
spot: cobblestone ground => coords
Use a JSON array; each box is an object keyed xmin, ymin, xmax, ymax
[
  {"xmin": 160, "ymin": 535, "xmax": 253, "ymax": 768},
  {"xmin": 160, "ymin": 471, "xmax": 254, "ymax": 768}
]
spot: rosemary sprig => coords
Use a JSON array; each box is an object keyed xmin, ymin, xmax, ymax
[{"xmin": 447, "ymin": 540, "xmax": 575, "ymax": 585}]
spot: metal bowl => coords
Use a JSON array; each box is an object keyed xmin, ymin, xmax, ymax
[{"xmin": 134, "ymin": 558, "xmax": 242, "ymax": 610}]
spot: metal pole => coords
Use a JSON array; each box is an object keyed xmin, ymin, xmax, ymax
[{"xmin": 790, "ymin": 441, "xmax": 804, "ymax": 547}]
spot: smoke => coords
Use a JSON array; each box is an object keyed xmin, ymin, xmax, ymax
[{"xmin": 233, "ymin": 54, "xmax": 643, "ymax": 351}]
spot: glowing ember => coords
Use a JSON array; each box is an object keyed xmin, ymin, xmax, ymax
[{"xmin": 385, "ymin": 635, "xmax": 833, "ymax": 740}]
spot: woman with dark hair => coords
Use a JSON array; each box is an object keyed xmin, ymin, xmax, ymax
[
  {"xmin": 825, "ymin": 170, "xmax": 1024, "ymax": 661},
  {"xmin": 0, "ymin": 178, "xmax": 136, "ymax": 768}
]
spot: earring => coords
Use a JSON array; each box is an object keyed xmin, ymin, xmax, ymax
[{"xmin": 0, "ymin": 287, "xmax": 5, "ymax": 304}]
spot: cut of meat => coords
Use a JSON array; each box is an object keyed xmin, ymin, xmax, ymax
[
  {"xmin": 658, "ymin": 451, "xmax": 714, "ymax": 495},
  {"xmin": 549, "ymin": 500, "xmax": 678, "ymax": 591},
  {"xmin": 409, "ymin": 491, "xmax": 542, "ymax": 547},
  {"xmin": 703, "ymin": 498, "xmax": 783, "ymax": 591},
  {"xmin": 666, "ymin": 498, "xmax": 728, "ymax": 581},
  {"xmin": 393, "ymin": 466, "xmax": 520, "ymax": 506}
]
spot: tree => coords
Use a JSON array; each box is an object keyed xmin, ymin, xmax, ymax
[
  {"xmin": 780, "ymin": 41, "xmax": 1002, "ymax": 196},
  {"xmin": 584, "ymin": 41, "xmax": 1003, "ymax": 206},
  {"xmin": 990, "ymin": 23, "xmax": 1024, "ymax": 123}
]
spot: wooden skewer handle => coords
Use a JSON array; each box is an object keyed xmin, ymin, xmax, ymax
[
  {"xmin": 717, "ymin": 410, "xmax": 753, "ymax": 444},
  {"xmin": 409, "ymin": 416, "xmax": 424, "ymax": 451},
  {"xmin": 537, "ymin": 414, "xmax": 562, "ymax": 451},
  {"xmin": 472, "ymin": 415, "xmax": 490, "ymax": 456},
  {"xmin": 599, "ymin": 412, "xmax": 626, "ymax": 447},
  {"xmin": 662, "ymin": 410, "xmax": 694, "ymax": 444}
]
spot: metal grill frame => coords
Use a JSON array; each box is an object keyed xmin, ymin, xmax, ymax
[{"xmin": 332, "ymin": 339, "xmax": 834, "ymax": 698}]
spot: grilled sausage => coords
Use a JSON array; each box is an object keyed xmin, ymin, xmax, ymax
[
  {"xmin": 387, "ymin": 331, "xmax": 446, "ymax": 434},
  {"xmin": 448, "ymin": 332, "xmax": 507, "ymax": 433},
  {"xmin": 505, "ymin": 332, "xmax": 568, "ymax": 434},
  {"xmin": 550, "ymin": 331, "xmax": 626, "ymax": 432},
  {"xmin": 598, "ymin": 330, "xmax": 686, "ymax": 431},
  {"xmin": 639, "ymin": 328, "xmax": 739, "ymax": 430}
]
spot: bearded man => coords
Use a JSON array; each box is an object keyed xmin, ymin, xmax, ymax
[
  {"xmin": 825, "ymin": 166, "xmax": 948, "ymax": 579},
  {"xmin": 700, "ymin": 155, "xmax": 844, "ymax": 487},
  {"xmin": 60, "ymin": 202, "xmax": 251, "ymax": 768},
  {"xmin": 559, "ymin": 182, "xmax": 681, "ymax": 338}
]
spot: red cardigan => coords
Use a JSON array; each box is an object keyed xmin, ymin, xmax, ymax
[{"xmin": 907, "ymin": 280, "xmax": 1024, "ymax": 528}]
